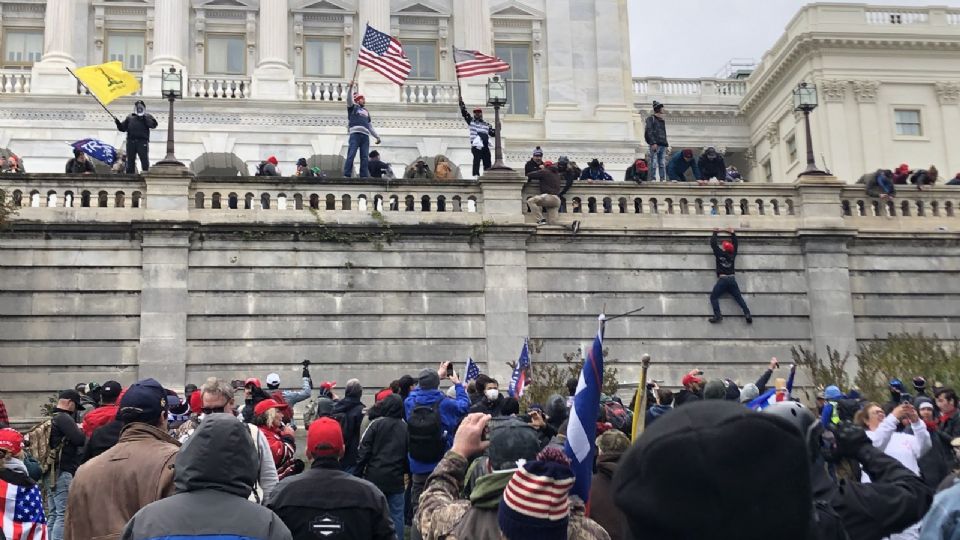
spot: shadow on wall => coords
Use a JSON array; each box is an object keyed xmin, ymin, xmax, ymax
[
  {"xmin": 191, "ymin": 152, "xmax": 246, "ymax": 177},
  {"xmin": 306, "ymin": 155, "xmax": 346, "ymax": 177}
]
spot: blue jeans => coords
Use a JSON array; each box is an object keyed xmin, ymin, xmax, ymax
[
  {"xmin": 877, "ymin": 173, "xmax": 894, "ymax": 195},
  {"xmin": 344, "ymin": 132, "xmax": 371, "ymax": 178},
  {"xmin": 386, "ymin": 492, "xmax": 405, "ymax": 540},
  {"xmin": 48, "ymin": 471, "xmax": 72, "ymax": 540},
  {"xmin": 649, "ymin": 145, "xmax": 667, "ymax": 181},
  {"xmin": 710, "ymin": 276, "xmax": 751, "ymax": 318}
]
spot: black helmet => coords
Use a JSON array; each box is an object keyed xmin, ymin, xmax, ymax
[{"xmin": 764, "ymin": 401, "xmax": 821, "ymax": 463}]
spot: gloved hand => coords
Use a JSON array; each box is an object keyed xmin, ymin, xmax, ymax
[
  {"xmin": 301, "ymin": 359, "xmax": 311, "ymax": 379},
  {"xmin": 835, "ymin": 421, "xmax": 870, "ymax": 459},
  {"xmin": 114, "ymin": 118, "xmax": 121, "ymax": 129}
]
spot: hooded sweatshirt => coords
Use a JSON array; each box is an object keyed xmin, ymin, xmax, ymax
[
  {"xmin": 356, "ymin": 394, "xmax": 408, "ymax": 494},
  {"xmin": 332, "ymin": 386, "xmax": 366, "ymax": 470},
  {"xmin": 122, "ymin": 414, "xmax": 291, "ymax": 539}
]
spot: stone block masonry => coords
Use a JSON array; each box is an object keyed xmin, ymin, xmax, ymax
[{"xmin": 2, "ymin": 170, "xmax": 960, "ymax": 423}]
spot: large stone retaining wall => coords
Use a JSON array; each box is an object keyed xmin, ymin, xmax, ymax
[{"xmin": 2, "ymin": 168, "xmax": 959, "ymax": 422}]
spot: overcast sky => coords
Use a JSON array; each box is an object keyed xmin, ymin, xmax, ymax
[{"xmin": 628, "ymin": 0, "xmax": 960, "ymax": 78}]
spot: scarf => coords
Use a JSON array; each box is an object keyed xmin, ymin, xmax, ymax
[
  {"xmin": 3, "ymin": 457, "xmax": 28, "ymax": 475},
  {"xmin": 469, "ymin": 470, "xmax": 513, "ymax": 509}
]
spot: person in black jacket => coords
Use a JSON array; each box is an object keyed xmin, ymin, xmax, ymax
[
  {"xmin": 268, "ymin": 417, "xmax": 395, "ymax": 540},
  {"xmin": 525, "ymin": 161, "xmax": 562, "ymax": 225},
  {"xmin": 356, "ymin": 394, "xmax": 408, "ymax": 539},
  {"xmin": 524, "ymin": 146, "xmax": 544, "ymax": 175},
  {"xmin": 698, "ymin": 147, "xmax": 727, "ymax": 181},
  {"xmin": 81, "ymin": 419, "xmax": 123, "ymax": 463},
  {"xmin": 332, "ymin": 379, "xmax": 366, "ymax": 474},
  {"xmin": 709, "ymin": 228, "xmax": 752, "ymax": 324},
  {"xmin": 48, "ymin": 390, "xmax": 87, "ymax": 540},
  {"xmin": 65, "ymin": 149, "xmax": 95, "ymax": 174},
  {"xmin": 468, "ymin": 379, "xmax": 504, "ymax": 416},
  {"xmin": 644, "ymin": 101, "xmax": 668, "ymax": 181},
  {"xmin": 114, "ymin": 100, "xmax": 158, "ymax": 174}
]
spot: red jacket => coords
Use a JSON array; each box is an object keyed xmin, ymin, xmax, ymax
[
  {"xmin": 258, "ymin": 425, "xmax": 294, "ymax": 468},
  {"xmin": 82, "ymin": 404, "xmax": 118, "ymax": 437}
]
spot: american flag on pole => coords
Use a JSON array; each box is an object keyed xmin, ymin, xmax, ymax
[
  {"xmin": 453, "ymin": 47, "xmax": 511, "ymax": 79},
  {"xmin": 357, "ymin": 24, "xmax": 412, "ymax": 85},
  {"xmin": 564, "ymin": 315, "xmax": 605, "ymax": 502},
  {"xmin": 1, "ymin": 478, "xmax": 47, "ymax": 540},
  {"xmin": 508, "ymin": 339, "xmax": 530, "ymax": 398},
  {"xmin": 464, "ymin": 357, "xmax": 481, "ymax": 383}
]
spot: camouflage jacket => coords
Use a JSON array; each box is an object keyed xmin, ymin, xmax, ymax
[{"xmin": 416, "ymin": 451, "xmax": 611, "ymax": 540}]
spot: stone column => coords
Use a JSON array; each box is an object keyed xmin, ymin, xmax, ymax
[
  {"xmin": 543, "ymin": 0, "xmax": 580, "ymax": 138},
  {"xmin": 30, "ymin": 0, "xmax": 77, "ymax": 94},
  {"xmin": 453, "ymin": 0, "xmax": 493, "ymax": 104},
  {"xmin": 818, "ymin": 80, "xmax": 854, "ymax": 180},
  {"xmin": 936, "ymin": 82, "xmax": 960, "ymax": 175},
  {"xmin": 252, "ymin": 0, "xmax": 296, "ymax": 100},
  {"xmin": 356, "ymin": 0, "xmax": 399, "ymax": 103},
  {"xmin": 853, "ymin": 80, "xmax": 881, "ymax": 174},
  {"xmin": 590, "ymin": 0, "xmax": 633, "ymax": 139},
  {"xmin": 142, "ymin": 0, "xmax": 189, "ymax": 97},
  {"xmin": 482, "ymin": 233, "xmax": 531, "ymax": 384}
]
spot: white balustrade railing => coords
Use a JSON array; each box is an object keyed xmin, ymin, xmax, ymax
[
  {"xmin": 632, "ymin": 79, "xmax": 648, "ymax": 95},
  {"xmin": 0, "ymin": 175, "xmax": 147, "ymax": 209},
  {"xmin": 865, "ymin": 9, "xmax": 929, "ymax": 24},
  {"xmin": 296, "ymin": 78, "xmax": 350, "ymax": 101},
  {"xmin": 841, "ymin": 186, "xmax": 960, "ymax": 220},
  {"xmin": 948, "ymin": 11, "xmax": 960, "ymax": 25},
  {"xmin": 632, "ymin": 77, "xmax": 746, "ymax": 105},
  {"xmin": 189, "ymin": 77, "xmax": 250, "ymax": 99},
  {"xmin": 661, "ymin": 79, "xmax": 701, "ymax": 96},
  {"xmin": 716, "ymin": 80, "xmax": 747, "ymax": 97},
  {"xmin": 0, "ymin": 70, "xmax": 30, "ymax": 94},
  {"xmin": 400, "ymin": 82, "xmax": 459, "ymax": 104}
]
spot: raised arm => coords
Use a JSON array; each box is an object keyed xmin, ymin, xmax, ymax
[{"xmin": 459, "ymin": 100, "xmax": 472, "ymax": 125}]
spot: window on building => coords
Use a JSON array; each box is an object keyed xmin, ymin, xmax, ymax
[
  {"xmin": 494, "ymin": 43, "xmax": 531, "ymax": 115},
  {"xmin": 304, "ymin": 38, "xmax": 342, "ymax": 77},
  {"xmin": 106, "ymin": 33, "xmax": 145, "ymax": 71},
  {"xmin": 894, "ymin": 109, "xmax": 922, "ymax": 136},
  {"xmin": 763, "ymin": 160, "xmax": 772, "ymax": 182},
  {"xmin": 3, "ymin": 29, "xmax": 42, "ymax": 67},
  {"xmin": 405, "ymin": 41, "xmax": 437, "ymax": 80},
  {"xmin": 206, "ymin": 35, "xmax": 246, "ymax": 75},
  {"xmin": 786, "ymin": 134, "xmax": 797, "ymax": 163}
]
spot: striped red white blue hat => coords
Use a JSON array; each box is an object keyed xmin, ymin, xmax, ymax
[{"xmin": 497, "ymin": 447, "xmax": 575, "ymax": 540}]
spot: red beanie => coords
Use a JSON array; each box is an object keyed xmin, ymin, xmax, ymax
[
  {"xmin": 721, "ymin": 240, "xmax": 734, "ymax": 254},
  {"xmin": 267, "ymin": 156, "xmax": 278, "ymax": 165},
  {"xmin": 189, "ymin": 390, "xmax": 202, "ymax": 413},
  {"xmin": 375, "ymin": 388, "xmax": 393, "ymax": 403},
  {"xmin": 307, "ymin": 417, "xmax": 344, "ymax": 459}
]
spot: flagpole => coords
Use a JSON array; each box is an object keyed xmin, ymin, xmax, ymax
[
  {"xmin": 65, "ymin": 67, "xmax": 119, "ymax": 122},
  {"xmin": 631, "ymin": 353, "xmax": 651, "ymax": 439},
  {"xmin": 349, "ymin": 22, "xmax": 368, "ymax": 91},
  {"xmin": 453, "ymin": 46, "xmax": 463, "ymax": 101}
]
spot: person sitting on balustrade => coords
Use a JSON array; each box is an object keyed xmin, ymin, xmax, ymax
[
  {"xmin": 861, "ymin": 169, "xmax": 896, "ymax": 200},
  {"xmin": 892, "ymin": 163, "xmax": 911, "ymax": 184},
  {"xmin": 579, "ymin": 159, "xmax": 613, "ymax": 181},
  {"xmin": 909, "ymin": 165, "xmax": 938, "ymax": 191},
  {"xmin": 624, "ymin": 157, "xmax": 649, "ymax": 183},
  {"xmin": 404, "ymin": 159, "xmax": 435, "ymax": 180},
  {"xmin": 666, "ymin": 148, "xmax": 701, "ymax": 181},
  {"xmin": 698, "ymin": 147, "xmax": 727, "ymax": 182}
]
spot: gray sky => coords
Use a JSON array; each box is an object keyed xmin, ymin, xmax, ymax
[{"xmin": 628, "ymin": 0, "xmax": 960, "ymax": 78}]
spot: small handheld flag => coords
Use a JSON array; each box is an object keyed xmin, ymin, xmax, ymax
[
  {"xmin": 453, "ymin": 47, "xmax": 511, "ymax": 79},
  {"xmin": 464, "ymin": 357, "xmax": 480, "ymax": 383},
  {"xmin": 70, "ymin": 139, "xmax": 117, "ymax": 166},
  {"xmin": 564, "ymin": 314, "xmax": 605, "ymax": 502},
  {"xmin": 508, "ymin": 339, "xmax": 530, "ymax": 398},
  {"xmin": 357, "ymin": 24, "xmax": 412, "ymax": 85},
  {"xmin": 71, "ymin": 61, "xmax": 140, "ymax": 105}
]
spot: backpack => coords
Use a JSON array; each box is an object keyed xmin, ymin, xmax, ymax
[
  {"xmin": 309, "ymin": 166, "xmax": 323, "ymax": 177},
  {"xmin": 603, "ymin": 401, "xmax": 631, "ymax": 433},
  {"xmin": 810, "ymin": 499, "xmax": 850, "ymax": 540},
  {"xmin": 22, "ymin": 418, "xmax": 62, "ymax": 476},
  {"xmin": 407, "ymin": 401, "xmax": 445, "ymax": 463},
  {"xmin": 255, "ymin": 161, "xmax": 267, "ymax": 176}
]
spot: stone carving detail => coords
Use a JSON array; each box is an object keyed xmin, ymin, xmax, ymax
[
  {"xmin": 744, "ymin": 148, "xmax": 756, "ymax": 167},
  {"xmin": 852, "ymin": 80, "xmax": 880, "ymax": 103},
  {"xmin": 935, "ymin": 82, "xmax": 960, "ymax": 105},
  {"xmin": 766, "ymin": 123, "xmax": 779, "ymax": 146},
  {"xmin": 819, "ymin": 79, "xmax": 847, "ymax": 102}
]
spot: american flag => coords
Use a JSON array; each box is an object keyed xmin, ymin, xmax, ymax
[
  {"xmin": 357, "ymin": 24, "xmax": 411, "ymax": 85},
  {"xmin": 453, "ymin": 47, "xmax": 511, "ymax": 79},
  {"xmin": 508, "ymin": 339, "xmax": 531, "ymax": 398},
  {"xmin": 1, "ymin": 479, "xmax": 47, "ymax": 540},
  {"xmin": 564, "ymin": 315, "xmax": 605, "ymax": 502},
  {"xmin": 464, "ymin": 357, "xmax": 480, "ymax": 383}
]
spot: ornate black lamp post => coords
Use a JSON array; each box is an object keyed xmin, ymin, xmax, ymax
[
  {"xmin": 157, "ymin": 66, "xmax": 184, "ymax": 166},
  {"xmin": 486, "ymin": 75, "xmax": 512, "ymax": 171},
  {"xmin": 793, "ymin": 81, "xmax": 827, "ymax": 176}
]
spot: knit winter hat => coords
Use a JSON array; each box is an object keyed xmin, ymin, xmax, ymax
[
  {"xmin": 721, "ymin": 240, "xmax": 734, "ymax": 253},
  {"xmin": 739, "ymin": 383, "xmax": 759, "ymax": 403},
  {"xmin": 267, "ymin": 156, "xmax": 278, "ymax": 165},
  {"xmin": 703, "ymin": 379, "xmax": 727, "ymax": 400},
  {"xmin": 296, "ymin": 157, "xmax": 308, "ymax": 167},
  {"xmin": 823, "ymin": 385, "xmax": 844, "ymax": 400},
  {"xmin": 532, "ymin": 146, "xmax": 543, "ymax": 157},
  {"xmin": 613, "ymin": 401, "xmax": 811, "ymax": 540},
  {"xmin": 498, "ymin": 447, "xmax": 575, "ymax": 540},
  {"xmin": 681, "ymin": 148, "xmax": 693, "ymax": 159}
]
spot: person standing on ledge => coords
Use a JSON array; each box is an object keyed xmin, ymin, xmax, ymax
[
  {"xmin": 343, "ymin": 82, "xmax": 381, "ymax": 178},
  {"xmin": 459, "ymin": 99, "xmax": 494, "ymax": 178},
  {"xmin": 115, "ymin": 100, "xmax": 157, "ymax": 174},
  {"xmin": 709, "ymin": 227, "xmax": 752, "ymax": 324}
]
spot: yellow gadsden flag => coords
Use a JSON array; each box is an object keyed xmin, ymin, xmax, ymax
[{"xmin": 72, "ymin": 61, "xmax": 140, "ymax": 105}]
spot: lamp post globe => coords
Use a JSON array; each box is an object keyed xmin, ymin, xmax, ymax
[
  {"xmin": 793, "ymin": 82, "xmax": 827, "ymax": 177},
  {"xmin": 486, "ymin": 75, "xmax": 512, "ymax": 171}
]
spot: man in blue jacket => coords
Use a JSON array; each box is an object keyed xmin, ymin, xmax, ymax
[
  {"xmin": 404, "ymin": 362, "xmax": 470, "ymax": 539},
  {"xmin": 666, "ymin": 148, "xmax": 701, "ymax": 181},
  {"xmin": 343, "ymin": 82, "xmax": 381, "ymax": 178}
]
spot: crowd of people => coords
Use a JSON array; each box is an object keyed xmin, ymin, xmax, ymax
[
  {"xmin": 861, "ymin": 163, "xmax": 960, "ymax": 199},
  {"xmin": 3, "ymin": 353, "xmax": 960, "ymax": 540}
]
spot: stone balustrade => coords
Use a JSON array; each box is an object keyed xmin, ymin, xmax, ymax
[
  {"xmin": 188, "ymin": 76, "xmax": 250, "ymax": 99},
  {"xmin": 0, "ymin": 70, "xmax": 31, "ymax": 94},
  {"xmin": 0, "ymin": 174, "xmax": 146, "ymax": 209},
  {"xmin": 296, "ymin": 78, "xmax": 350, "ymax": 101},
  {"xmin": 633, "ymin": 77, "xmax": 747, "ymax": 107},
  {"xmin": 400, "ymin": 82, "xmax": 460, "ymax": 104}
]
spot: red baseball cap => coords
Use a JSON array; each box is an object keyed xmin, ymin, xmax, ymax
[
  {"xmin": 244, "ymin": 378, "xmax": 262, "ymax": 389},
  {"xmin": 681, "ymin": 373, "xmax": 705, "ymax": 387},
  {"xmin": 721, "ymin": 240, "xmax": 734, "ymax": 254},
  {"xmin": 0, "ymin": 428, "xmax": 23, "ymax": 455},
  {"xmin": 307, "ymin": 417, "xmax": 344, "ymax": 459},
  {"xmin": 253, "ymin": 398, "xmax": 288, "ymax": 417},
  {"xmin": 189, "ymin": 390, "xmax": 203, "ymax": 412},
  {"xmin": 320, "ymin": 381, "xmax": 337, "ymax": 390},
  {"xmin": 473, "ymin": 107, "xmax": 483, "ymax": 113}
]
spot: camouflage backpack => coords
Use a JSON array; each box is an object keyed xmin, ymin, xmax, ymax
[{"xmin": 22, "ymin": 418, "xmax": 63, "ymax": 477}]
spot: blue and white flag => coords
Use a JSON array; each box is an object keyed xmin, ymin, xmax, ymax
[
  {"xmin": 464, "ymin": 357, "xmax": 480, "ymax": 383},
  {"xmin": 507, "ymin": 339, "xmax": 530, "ymax": 398},
  {"xmin": 564, "ymin": 316, "xmax": 605, "ymax": 502},
  {"xmin": 70, "ymin": 138, "xmax": 117, "ymax": 165}
]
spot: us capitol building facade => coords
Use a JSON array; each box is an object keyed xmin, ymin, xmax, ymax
[{"xmin": 0, "ymin": 0, "xmax": 957, "ymax": 181}]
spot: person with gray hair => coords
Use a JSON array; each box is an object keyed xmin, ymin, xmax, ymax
[{"xmin": 332, "ymin": 378, "xmax": 366, "ymax": 473}]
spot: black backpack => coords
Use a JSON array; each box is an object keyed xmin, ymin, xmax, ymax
[
  {"xmin": 809, "ymin": 499, "xmax": 850, "ymax": 540},
  {"xmin": 255, "ymin": 161, "xmax": 267, "ymax": 176},
  {"xmin": 407, "ymin": 401, "xmax": 444, "ymax": 463}
]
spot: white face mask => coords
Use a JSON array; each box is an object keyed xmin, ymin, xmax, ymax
[{"xmin": 485, "ymin": 389, "xmax": 500, "ymax": 401}]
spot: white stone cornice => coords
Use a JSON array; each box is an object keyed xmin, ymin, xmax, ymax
[
  {"xmin": 935, "ymin": 82, "xmax": 960, "ymax": 105},
  {"xmin": 852, "ymin": 80, "xmax": 880, "ymax": 103}
]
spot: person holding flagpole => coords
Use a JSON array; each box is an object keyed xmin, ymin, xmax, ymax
[
  {"xmin": 343, "ymin": 82, "xmax": 380, "ymax": 178},
  {"xmin": 453, "ymin": 47, "xmax": 510, "ymax": 179},
  {"xmin": 115, "ymin": 100, "xmax": 158, "ymax": 174}
]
